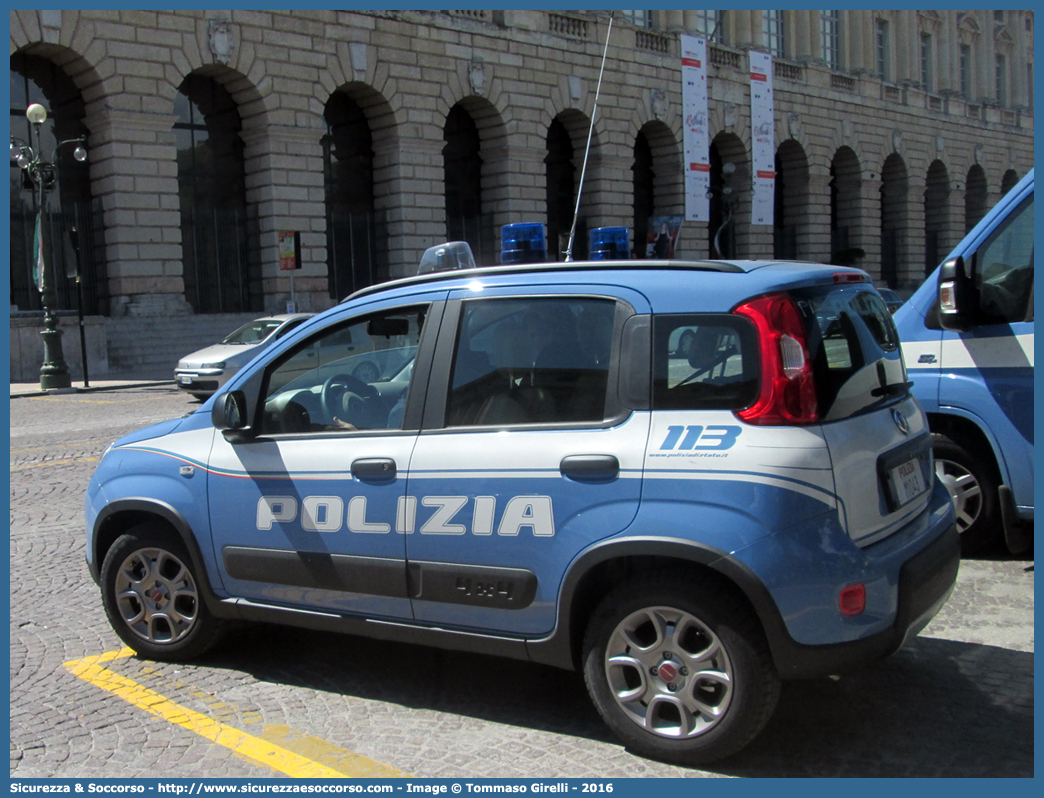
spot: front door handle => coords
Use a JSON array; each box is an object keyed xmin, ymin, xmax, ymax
[
  {"xmin": 560, "ymin": 454, "xmax": 619, "ymax": 482},
  {"xmin": 351, "ymin": 458, "xmax": 397, "ymax": 481}
]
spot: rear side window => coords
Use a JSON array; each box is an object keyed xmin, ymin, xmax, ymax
[
  {"xmin": 652, "ymin": 315, "xmax": 758, "ymax": 410},
  {"xmin": 797, "ymin": 286, "xmax": 906, "ymax": 421}
]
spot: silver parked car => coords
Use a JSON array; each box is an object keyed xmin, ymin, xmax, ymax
[{"xmin": 174, "ymin": 314, "xmax": 314, "ymax": 398}]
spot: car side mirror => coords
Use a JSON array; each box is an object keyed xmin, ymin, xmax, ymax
[
  {"xmin": 938, "ymin": 255, "xmax": 976, "ymax": 331},
  {"xmin": 212, "ymin": 390, "xmax": 254, "ymax": 442}
]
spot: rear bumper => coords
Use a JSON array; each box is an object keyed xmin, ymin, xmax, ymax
[{"xmin": 763, "ymin": 484, "xmax": 959, "ymax": 679}]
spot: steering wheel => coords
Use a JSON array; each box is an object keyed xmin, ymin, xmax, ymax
[{"xmin": 321, "ymin": 373, "xmax": 378, "ymax": 423}]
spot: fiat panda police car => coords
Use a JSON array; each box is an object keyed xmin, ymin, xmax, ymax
[{"xmin": 86, "ymin": 253, "xmax": 958, "ymax": 765}]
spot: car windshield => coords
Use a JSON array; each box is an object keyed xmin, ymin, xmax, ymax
[{"xmin": 222, "ymin": 320, "xmax": 284, "ymax": 345}]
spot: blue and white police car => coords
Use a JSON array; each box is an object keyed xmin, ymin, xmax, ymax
[
  {"xmin": 895, "ymin": 169, "xmax": 1033, "ymax": 555},
  {"xmin": 86, "ymin": 253, "xmax": 958, "ymax": 765}
]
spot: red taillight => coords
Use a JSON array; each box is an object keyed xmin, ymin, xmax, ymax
[
  {"xmin": 733, "ymin": 293, "xmax": 818, "ymax": 425},
  {"xmin": 839, "ymin": 584, "xmax": 866, "ymax": 616}
]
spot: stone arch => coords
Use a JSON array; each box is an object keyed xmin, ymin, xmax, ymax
[
  {"xmin": 545, "ymin": 108, "xmax": 597, "ymax": 260},
  {"xmin": 965, "ymin": 164, "xmax": 988, "ymax": 232},
  {"xmin": 924, "ymin": 160, "xmax": 950, "ymax": 277},
  {"xmin": 709, "ymin": 131, "xmax": 750, "ymax": 259},
  {"xmin": 1001, "ymin": 168, "xmax": 1020, "ymax": 195},
  {"xmin": 880, "ymin": 153, "xmax": 909, "ymax": 288},
  {"xmin": 632, "ymin": 120, "xmax": 683, "ymax": 259},
  {"xmin": 9, "ymin": 44, "xmax": 107, "ymax": 315},
  {"xmin": 774, "ymin": 138, "xmax": 810, "ymax": 260},
  {"xmin": 441, "ymin": 97, "xmax": 507, "ymax": 264},
  {"xmin": 174, "ymin": 69, "xmax": 261, "ymax": 314},
  {"xmin": 829, "ymin": 146, "xmax": 864, "ymax": 266}
]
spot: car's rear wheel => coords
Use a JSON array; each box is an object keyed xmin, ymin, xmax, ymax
[
  {"xmin": 100, "ymin": 525, "xmax": 224, "ymax": 661},
  {"xmin": 932, "ymin": 432, "xmax": 1001, "ymax": 555},
  {"xmin": 582, "ymin": 576, "xmax": 780, "ymax": 765}
]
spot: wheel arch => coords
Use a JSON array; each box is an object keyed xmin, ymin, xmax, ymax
[
  {"xmin": 926, "ymin": 411, "xmax": 1005, "ymax": 485},
  {"xmin": 527, "ymin": 537, "xmax": 784, "ymax": 673},
  {"xmin": 93, "ymin": 498, "xmax": 228, "ymax": 615}
]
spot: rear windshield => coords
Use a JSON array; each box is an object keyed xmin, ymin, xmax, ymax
[
  {"xmin": 794, "ymin": 286, "xmax": 906, "ymax": 421},
  {"xmin": 651, "ymin": 288, "xmax": 905, "ymax": 422}
]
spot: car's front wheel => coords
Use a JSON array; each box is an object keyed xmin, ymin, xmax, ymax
[
  {"xmin": 582, "ymin": 576, "xmax": 780, "ymax": 766},
  {"xmin": 932, "ymin": 432, "xmax": 1000, "ymax": 555},
  {"xmin": 100, "ymin": 525, "xmax": 223, "ymax": 661}
]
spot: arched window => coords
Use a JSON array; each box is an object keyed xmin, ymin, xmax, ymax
[
  {"xmin": 545, "ymin": 118, "xmax": 581, "ymax": 261},
  {"xmin": 964, "ymin": 165, "xmax": 988, "ymax": 233},
  {"xmin": 924, "ymin": 161, "xmax": 949, "ymax": 276},
  {"xmin": 10, "ymin": 53, "xmax": 106, "ymax": 313},
  {"xmin": 443, "ymin": 105, "xmax": 491, "ymax": 263},
  {"xmin": 322, "ymin": 91, "xmax": 382, "ymax": 299},
  {"xmin": 829, "ymin": 147, "xmax": 863, "ymax": 266},
  {"xmin": 174, "ymin": 74, "xmax": 259, "ymax": 314},
  {"xmin": 880, "ymin": 154, "xmax": 908, "ymax": 288},
  {"xmin": 632, "ymin": 131, "xmax": 654, "ymax": 258}
]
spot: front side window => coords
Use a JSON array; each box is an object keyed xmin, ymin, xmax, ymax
[
  {"xmin": 652, "ymin": 315, "xmax": 758, "ymax": 410},
  {"xmin": 260, "ymin": 306, "xmax": 426, "ymax": 434},
  {"xmin": 446, "ymin": 297, "xmax": 617, "ymax": 426},
  {"xmin": 975, "ymin": 196, "xmax": 1034, "ymax": 324}
]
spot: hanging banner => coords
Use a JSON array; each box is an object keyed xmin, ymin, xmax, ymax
[
  {"xmin": 749, "ymin": 50, "xmax": 775, "ymax": 226},
  {"xmin": 680, "ymin": 35, "xmax": 710, "ymax": 223}
]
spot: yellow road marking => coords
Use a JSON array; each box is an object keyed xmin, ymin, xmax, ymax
[
  {"xmin": 64, "ymin": 648, "xmax": 410, "ymax": 778},
  {"xmin": 11, "ymin": 456, "xmax": 98, "ymax": 471}
]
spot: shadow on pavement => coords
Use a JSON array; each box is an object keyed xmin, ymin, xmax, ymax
[{"xmin": 198, "ymin": 624, "xmax": 1033, "ymax": 777}]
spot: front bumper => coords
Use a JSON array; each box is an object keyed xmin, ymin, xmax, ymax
[{"xmin": 174, "ymin": 369, "xmax": 225, "ymax": 394}]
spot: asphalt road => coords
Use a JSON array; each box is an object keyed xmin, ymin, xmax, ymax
[{"xmin": 8, "ymin": 385, "xmax": 1034, "ymax": 778}]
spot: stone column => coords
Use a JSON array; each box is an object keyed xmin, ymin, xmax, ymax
[
  {"xmin": 663, "ymin": 10, "xmax": 684, "ymax": 32},
  {"xmin": 863, "ymin": 11, "xmax": 877, "ymax": 74},
  {"xmin": 750, "ymin": 10, "xmax": 765, "ymax": 50},
  {"xmin": 730, "ymin": 10, "xmax": 754, "ymax": 50},
  {"xmin": 1012, "ymin": 13, "xmax": 1029, "ymax": 108},
  {"xmin": 241, "ymin": 124, "xmax": 329, "ymax": 313},
  {"xmin": 806, "ymin": 172, "xmax": 833, "ymax": 263},
  {"xmin": 375, "ymin": 135, "xmax": 446, "ymax": 279},
  {"xmin": 938, "ymin": 11, "xmax": 957, "ymax": 94},
  {"xmin": 896, "ymin": 11, "xmax": 916, "ymax": 84},
  {"xmin": 902, "ymin": 171, "xmax": 927, "ymax": 290},
  {"xmin": 84, "ymin": 107, "xmax": 192, "ymax": 317},
  {"xmin": 978, "ymin": 14, "xmax": 995, "ymax": 102}
]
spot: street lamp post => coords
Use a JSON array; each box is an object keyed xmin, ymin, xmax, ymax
[
  {"xmin": 707, "ymin": 161, "xmax": 738, "ymax": 260},
  {"xmin": 10, "ymin": 103, "xmax": 87, "ymax": 391}
]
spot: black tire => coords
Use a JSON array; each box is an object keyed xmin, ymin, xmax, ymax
[
  {"xmin": 581, "ymin": 575, "xmax": 780, "ymax": 766},
  {"xmin": 100, "ymin": 525, "xmax": 224, "ymax": 661},
  {"xmin": 932, "ymin": 432, "xmax": 1001, "ymax": 555}
]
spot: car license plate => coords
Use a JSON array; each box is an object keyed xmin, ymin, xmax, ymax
[
  {"xmin": 890, "ymin": 457, "xmax": 927, "ymax": 507},
  {"xmin": 178, "ymin": 375, "xmax": 193, "ymax": 386}
]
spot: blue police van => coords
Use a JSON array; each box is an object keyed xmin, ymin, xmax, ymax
[
  {"xmin": 86, "ymin": 254, "xmax": 958, "ymax": 764},
  {"xmin": 895, "ymin": 170, "xmax": 1034, "ymax": 555}
]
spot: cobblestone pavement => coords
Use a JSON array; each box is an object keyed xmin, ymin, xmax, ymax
[{"xmin": 9, "ymin": 386, "xmax": 1034, "ymax": 778}]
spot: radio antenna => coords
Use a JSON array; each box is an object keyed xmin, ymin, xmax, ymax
[{"xmin": 563, "ymin": 11, "xmax": 614, "ymax": 262}]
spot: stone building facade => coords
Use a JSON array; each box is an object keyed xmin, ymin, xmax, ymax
[{"xmin": 8, "ymin": 9, "xmax": 1034, "ymax": 375}]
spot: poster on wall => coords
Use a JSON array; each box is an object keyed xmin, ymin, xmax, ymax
[
  {"xmin": 749, "ymin": 50, "xmax": 775, "ymax": 226},
  {"xmin": 278, "ymin": 230, "xmax": 300, "ymax": 271},
  {"xmin": 646, "ymin": 215, "xmax": 684, "ymax": 259},
  {"xmin": 680, "ymin": 35, "xmax": 710, "ymax": 223}
]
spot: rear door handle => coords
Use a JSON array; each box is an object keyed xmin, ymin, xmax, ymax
[
  {"xmin": 351, "ymin": 458, "xmax": 397, "ymax": 481},
  {"xmin": 560, "ymin": 454, "xmax": 619, "ymax": 482}
]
